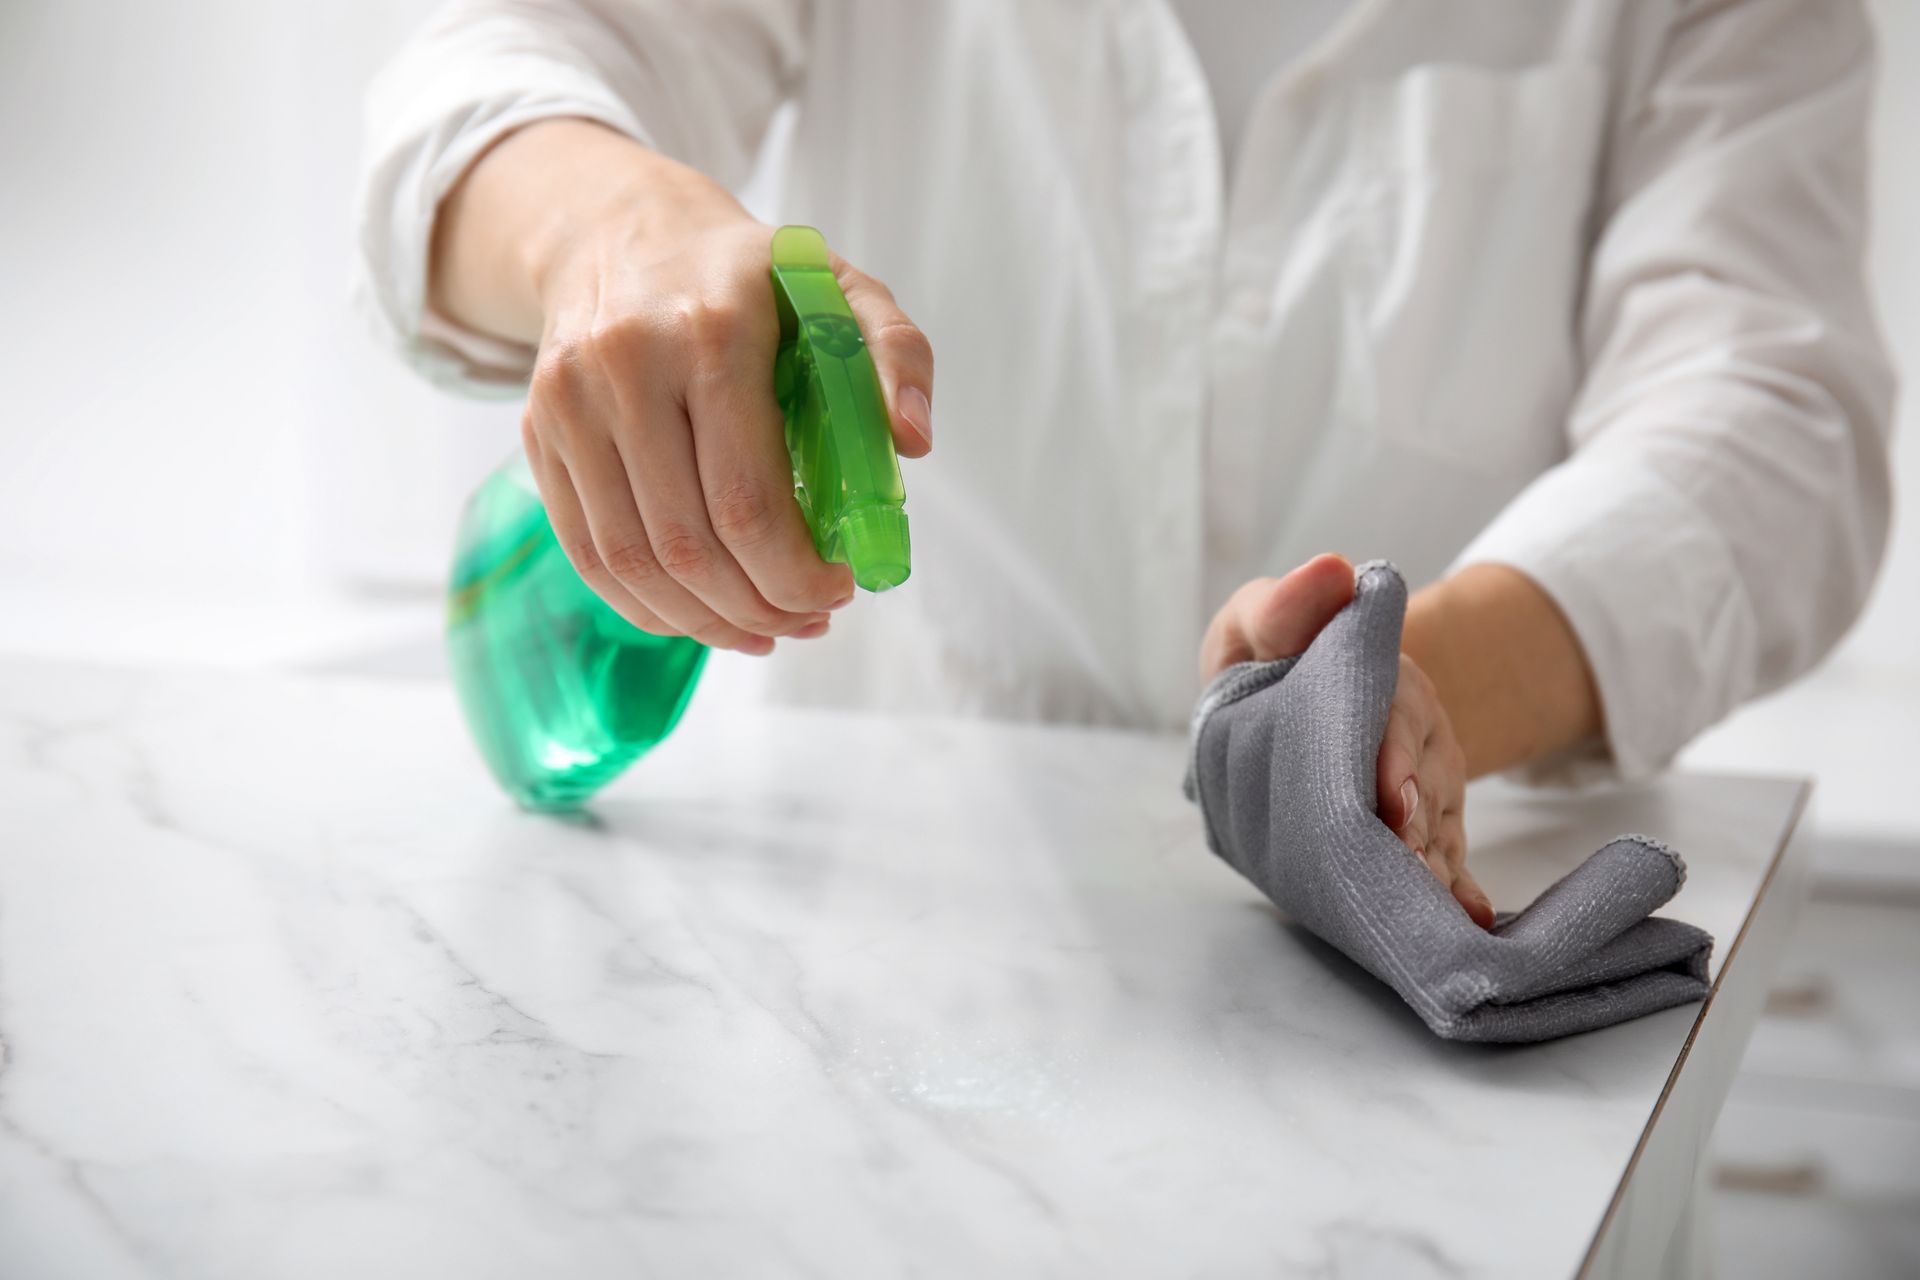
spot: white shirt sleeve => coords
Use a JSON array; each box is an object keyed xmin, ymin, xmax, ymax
[
  {"xmin": 354, "ymin": 0, "xmax": 805, "ymax": 395},
  {"xmin": 1452, "ymin": 0, "xmax": 1896, "ymax": 783}
]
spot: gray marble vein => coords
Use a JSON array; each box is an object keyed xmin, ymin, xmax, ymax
[{"xmin": 0, "ymin": 662, "xmax": 1802, "ymax": 1279}]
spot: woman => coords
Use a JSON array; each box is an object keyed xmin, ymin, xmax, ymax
[{"xmin": 358, "ymin": 0, "xmax": 1893, "ymax": 925}]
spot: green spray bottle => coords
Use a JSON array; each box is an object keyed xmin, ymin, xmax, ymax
[{"xmin": 445, "ymin": 226, "xmax": 911, "ymax": 811}]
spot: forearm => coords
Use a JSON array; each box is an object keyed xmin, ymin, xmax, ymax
[
  {"xmin": 1402, "ymin": 565, "xmax": 1603, "ymax": 779},
  {"xmin": 428, "ymin": 117, "xmax": 747, "ymax": 344}
]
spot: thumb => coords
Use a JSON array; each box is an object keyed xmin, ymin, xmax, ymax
[
  {"xmin": 1201, "ymin": 554, "xmax": 1356, "ymax": 680},
  {"xmin": 834, "ymin": 258, "xmax": 935, "ymax": 458}
]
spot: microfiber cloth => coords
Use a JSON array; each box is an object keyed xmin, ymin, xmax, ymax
[{"xmin": 1184, "ymin": 560, "xmax": 1713, "ymax": 1043}]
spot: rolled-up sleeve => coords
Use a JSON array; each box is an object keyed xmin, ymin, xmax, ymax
[
  {"xmin": 354, "ymin": 0, "xmax": 805, "ymax": 394},
  {"xmin": 1453, "ymin": 0, "xmax": 1896, "ymax": 782}
]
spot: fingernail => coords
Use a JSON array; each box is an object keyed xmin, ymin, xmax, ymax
[
  {"xmin": 1399, "ymin": 778, "xmax": 1419, "ymax": 826},
  {"xmin": 740, "ymin": 637, "xmax": 774, "ymax": 657},
  {"xmin": 828, "ymin": 591, "xmax": 855, "ymax": 611},
  {"xmin": 793, "ymin": 619, "xmax": 830, "ymax": 640},
  {"xmin": 898, "ymin": 385, "xmax": 932, "ymax": 448}
]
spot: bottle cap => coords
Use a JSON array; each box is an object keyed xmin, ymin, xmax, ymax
[
  {"xmin": 836, "ymin": 504, "xmax": 911, "ymax": 592},
  {"xmin": 769, "ymin": 225, "xmax": 913, "ymax": 595}
]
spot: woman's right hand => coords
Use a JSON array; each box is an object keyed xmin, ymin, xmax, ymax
[{"xmin": 431, "ymin": 120, "xmax": 935, "ymax": 654}]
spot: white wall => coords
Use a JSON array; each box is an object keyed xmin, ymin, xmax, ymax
[{"xmin": 0, "ymin": 0, "xmax": 516, "ymax": 596}]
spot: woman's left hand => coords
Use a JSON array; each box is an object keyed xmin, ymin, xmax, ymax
[{"xmin": 1199, "ymin": 554, "xmax": 1496, "ymax": 929}]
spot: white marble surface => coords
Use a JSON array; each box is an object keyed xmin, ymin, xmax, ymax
[{"xmin": 0, "ymin": 661, "xmax": 1805, "ymax": 1279}]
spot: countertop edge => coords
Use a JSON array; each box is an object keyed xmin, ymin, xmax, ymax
[{"xmin": 1575, "ymin": 778, "xmax": 1815, "ymax": 1278}]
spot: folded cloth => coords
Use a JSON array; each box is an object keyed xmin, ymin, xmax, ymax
[{"xmin": 1184, "ymin": 560, "xmax": 1713, "ymax": 1043}]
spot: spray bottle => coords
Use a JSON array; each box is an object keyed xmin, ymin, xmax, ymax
[{"xmin": 445, "ymin": 226, "xmax": 910, "ymax": 811}]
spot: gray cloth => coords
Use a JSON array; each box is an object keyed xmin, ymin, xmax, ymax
[{"xmin": 1184, "ymin": 560, "xmax": 1713, "ymax": 1043}]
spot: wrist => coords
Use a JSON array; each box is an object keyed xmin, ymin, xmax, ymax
[
  {"xmin": 432, "ymin": 117, "xmax": 749, "ymax": 342},
  {"xmin": 1399, "ymin": 564, "xmax": 1602, "ymax": 779},
  {"xmin": 1400, "ymin": 576, "xmax": 1456, "ymax": 688},
  {"xmin": 519, "ymin": 124, "xmax": 748, "ymax": 317}
]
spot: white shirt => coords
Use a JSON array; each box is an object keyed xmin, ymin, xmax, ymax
[
  {"xmin": 1169, "ymin": 1, "xmax": 1351, "ymax": 164},
  {"xmin": 358, "ymin": 0, "xmax": 1894, "ymax": 782}
]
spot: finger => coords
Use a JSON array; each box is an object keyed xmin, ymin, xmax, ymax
[
  {"xmin": 1453, "ymin": 866, "xmax": 1496, "ymax": 931},
  {"xmin": 835, "ymin": 258, "xmax": 934, "ymax": 457},
  {"xmin": 683, "ymin": 341, "xmax": 856, "ymax": 614},
  {"xmin": 1428, "ymin": 808, "xmax": 1468, "ymax": 878},
  {"xmin": 1399, "ymin": 799, "xmax": 1432, "ymax": 863},
  {"xmin": 559, "ymin": 429, "xmax": 775, "ymax": 655},
  {"xmin": 1377, "ymin": 727, "xmax": 1431, "ymax": 844},
  {"xmin": 1426, "ymin": 721, "xmax": 1468, "ymax": 805},
  {"xmin": 1377, "ymin": 657, "xmax": 1438, "ymax": 823},
  {"xmin": 1199, "ymin": 553, "xmax": 1356, "ymax": 678},
  {"xmin": 522, "ymin": 418, "xmax": 675, "ymax": 638},
  {"xmin": 1431, "ymin": 811, "xmax": 1493, "ymax": 926},
  {"xmin": 1383, "ymin": 726, "xmax": 1431, "ymax": 856},
  {"xmin": 608, "ymin": 383, "xmax": 826, "ymax": 639},
  {"xmin": 1422, "ymin": 827, "xmax": 1459, "ymax": 893},
  {"xmin": 525, "ymin": 355, "xmax": 698, "ymax": 641},
  {"xmin": 1241, "ymin": 554, "xmax": 1357, "ymax": 660}
]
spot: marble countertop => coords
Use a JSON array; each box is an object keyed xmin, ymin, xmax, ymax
[{"xmin": 0, "ymin": 660, "xmax": 1807, "ymax": 1279}]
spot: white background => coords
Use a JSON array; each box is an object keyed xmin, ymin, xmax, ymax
[{"xmin": 0, "ymin": 3, "xmax": 1915, "ymax": 1273}]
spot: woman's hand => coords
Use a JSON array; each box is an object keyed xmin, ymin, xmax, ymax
[
  {"xmin": 1199, "ymin": 554, "xmax": 1496, "ymax": 929},
  {"xmin": 1372, "ymin": 651, "xmax": 1493, "ymax": 928},
  {"xmin": 431, "ymin": 120, "xmax": 934, "ymax": 654}
]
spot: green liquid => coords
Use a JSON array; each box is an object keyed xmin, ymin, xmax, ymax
[
  {"xmin": 445, "ymin": 460, "xmax": 708, "ymax": 812},
  {"xmin": 445, "ymin": 225, "xmax": 908, "ymax": 811}
]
